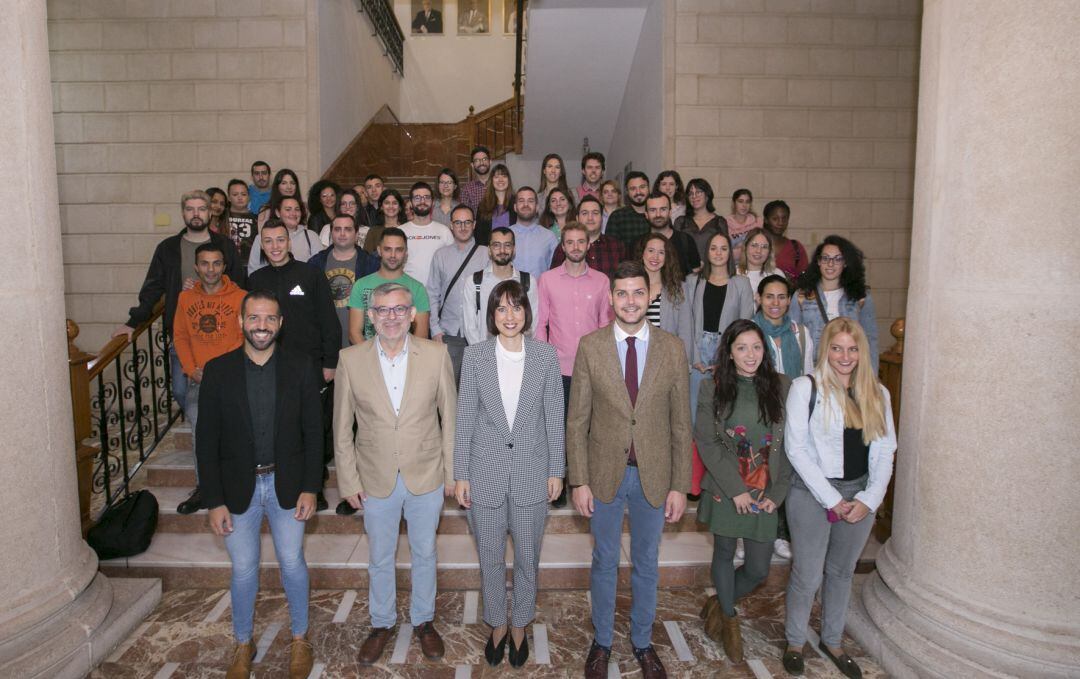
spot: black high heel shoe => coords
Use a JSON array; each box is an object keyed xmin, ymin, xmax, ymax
[
  {"xmin": 508, "ymin": 630, "xmax": 529, "ymax": 668},
  {"xmin": 485, "ymin": 630, "xmax": 507, "ymax": 667}
]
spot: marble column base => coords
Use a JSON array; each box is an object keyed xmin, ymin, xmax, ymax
[
  {"xmin": 847, "ymin": 541, "xmax": 1080, "ymax": 678},
  {"xmin": 0, "ymin": 575, "xmax": 161, "ymax": 678}
]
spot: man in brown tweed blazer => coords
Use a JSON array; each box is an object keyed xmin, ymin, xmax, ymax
[{"xmin": 566, "ymin": 260, "xmax": 692, "ymax": 679}]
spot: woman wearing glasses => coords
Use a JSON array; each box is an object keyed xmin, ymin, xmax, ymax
[
  {"xmin": 736, "ymin": 227, "xmax": 785, "ymax": 293},
  {"xmin": 454, "ymin": 279, "xmax": 565, "ymax": 668},
  {"xmin": 791, "ymin": 236, "xmax": 880, "ymax": 372},
  {"xmin": 432, "ymin": 168, "xmax": 461, "ymax": 227}
]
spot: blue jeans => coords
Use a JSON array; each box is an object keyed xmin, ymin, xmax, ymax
[
  {"xmin": 589, "ymin": 466, "xmax": 665, "ymax": 649},
  {"xmin": 184, "ymin": 381, "xmax": 199, "ymax": 485},
  {"xmin": 690, "ymin": 331, "xmax": 721, "ymax": 425},
  {"xmin": 168, "ymin": 344, "xmax": 188, "ymax": 414},
  {"xmin": 363, "ymin": 473, "xmax": 445, "ymax": 628},
  {"xmin": 223, "ymin": 473, "xmax": 309, "ymax": 642}
]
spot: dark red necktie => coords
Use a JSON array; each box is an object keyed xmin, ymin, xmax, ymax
[{"xmin": 625, "ymin": 337, "xmax": 638, "ymax": 464}]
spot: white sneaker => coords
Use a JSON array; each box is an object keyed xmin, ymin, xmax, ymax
[
  {"xmin": 735, "ymin": 538, "xmax": 745, "ymax": 560},
  {"xmin": 774, "ymin": 538, "xmax": 792, "ymax": 560}
]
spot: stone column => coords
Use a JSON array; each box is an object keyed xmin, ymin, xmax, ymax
[
  {"xmin": 849, "ymin": 2, "xmax": 1080, "ymax": 677},
  {"xmin": 0, "ymin": 2, "xmax": 159, "ymax": 677}
]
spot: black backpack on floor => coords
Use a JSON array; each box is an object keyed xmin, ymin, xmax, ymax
[{"xmin": 88, "ymin": 489, "xmax": 159, "ymax": 560}]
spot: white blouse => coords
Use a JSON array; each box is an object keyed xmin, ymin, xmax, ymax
[{"xmin": 495, "ymin": 337, "xmax": 526, "ymax": 431}]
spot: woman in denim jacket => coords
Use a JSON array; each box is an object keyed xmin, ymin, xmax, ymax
[
  {"xmin": 781, "ymin": 317, "xmax": 896, "ymax": 678},
  {"xmin": 790, "ymin": 235, "xmax": 879, "ymax": 372}
]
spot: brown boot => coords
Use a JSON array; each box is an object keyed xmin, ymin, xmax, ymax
[
  {"xmin": 288, "ymin": 637, "xmax": 314, "ymax": 679},
  {"xmin": 225, "ymin": 640, "xmax": 256, "ymax": 679},
  {"xmin": 358, "ymin": 626, "xmax": 395, "ymax": 666},
  {"xmin": 699, "ymin": 594, "xmax": 719, "ymax": 620},
  {"xmin": 414, "ymin": 621, "xmax": 445, "ymax": 659},
  {"xmin": 719, "ymin": 610, "xmax": 744, "ymax": 663},
  {"xmin": 703, "ymin": 603, "xmax": 724, "ymax": 644}
]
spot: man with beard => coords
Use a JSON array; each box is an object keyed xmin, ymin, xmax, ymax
[
  {"xmin": 247, "ymin": 160, "xmax": 272, "ymax": 215},
  {"xmin": 334, "ymin": 282, "xmax": 457, "ymax": 667},
  {"xmin": 172, "ymin": 242, "xmax": 247, "ymax": 515},
  {"xmin": 196, "ymin": 290, "xmax": 322, "ymax": 679},
  {"xmin": 400, "ymin": 182, "xmax": 453, "ymax": 286},
  {"xmin": 566, "ymin": 261, "xmax": 692, "ymax": 679},
  {"xmin": 247, "ymin": 195, "xmax": 323, "ymax": 274},
  {"xmin": 604, "ymin": 171, "xmax": 652, "ymax": 250},
  {"xmin": 645, "ymin": 191, "xmax": 701, "ymax": 277},
  {"xmin": 358, "ymin": 174, "xmax": 385, "ymax": 228},
  {"xmin": 348, "ymin": 227, "xmax": 431, "ymax": 343},
  {"xmin": 461, "ymin": 226, "xmax": 536, "ymax": 345},
  {"xmin": 550, "ymin": 194, "xmax": 625, "ymax": 278},
  {"xmin": 460, "ymin": 146, "xmax": 492, "ymax": 211},
  {"xmin": 508, "ymin": 186, "xmax": 558, "ymax": 278},
  {"xmin": 249, "ymin": 220, "xmax": 341, "ymax": 511},
  {"xmin": 114, "ymin": 190, "xmax": 244, "ymax": 417}
]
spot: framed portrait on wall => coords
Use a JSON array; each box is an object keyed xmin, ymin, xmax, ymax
[
  {"xmin": 458, "ymin": 0, "xmax": 491, "ymax": 34},
  {"xmin": 503, "ymin": 0, "xmax": 527, "ymax": 34},
  {"xmin": 411, "ymin": 0, "xmax": 444, "ymax": 34}
]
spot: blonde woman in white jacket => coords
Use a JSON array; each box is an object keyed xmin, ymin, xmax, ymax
[{"xmin": 781, "ymin": 317, "xmax": 896, "ymax": 679}]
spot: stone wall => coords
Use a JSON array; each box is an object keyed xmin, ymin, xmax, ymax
[
  {"xmin": 47, "ymin": 0, "xmax": 318, "ymax": 351},
  {"xmin": 669, "ymin": 0, "xmax": 921, "ymax": 340}
]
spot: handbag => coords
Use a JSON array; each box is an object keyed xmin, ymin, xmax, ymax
[{"xmin": 87, "ymin": 489, "xmax": 159, "ymax": 560}]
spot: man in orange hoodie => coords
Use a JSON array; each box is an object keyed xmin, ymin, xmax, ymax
[{"xmin": 173, "ymin": 242, "xmax": 247, "ymax": 514}]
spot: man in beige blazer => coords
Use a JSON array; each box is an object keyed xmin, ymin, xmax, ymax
[
  {"xmin": 333, "ymin": 281, "xmax": 457, "ymax": 666},
  {"xmin": 567, "ymin": 261, "xmax": 692, "ymax": 679}
]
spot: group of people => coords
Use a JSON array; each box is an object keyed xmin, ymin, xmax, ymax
[{"xmin": 115, "ymin": 147, "xmax": 895, "ymax": 679}]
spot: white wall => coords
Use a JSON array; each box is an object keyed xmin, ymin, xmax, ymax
[
  {"xmin": 317, "ymin": 0, "xmax": 404, "ymax": 170},
  {"xmin": 607, "ymin": 0, "xmax": 663, "ymax": 182},
  {"xmin": 392, "ymin": 0, "xmax": 517, "ymax": 123}
]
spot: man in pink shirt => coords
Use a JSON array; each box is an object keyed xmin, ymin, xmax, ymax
[{"xmin": 536, "ymin": 221, "xmax": 615, "ymax": 504}]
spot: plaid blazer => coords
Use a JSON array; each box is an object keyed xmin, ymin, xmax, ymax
[{"xmin": 453, "ymin": 337, "xmax": 566, "ymax": 508}]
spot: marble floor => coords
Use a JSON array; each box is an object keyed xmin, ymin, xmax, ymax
[{"xmin": 92, "ymin": 580, "xmax": 886, "ymax": 678}]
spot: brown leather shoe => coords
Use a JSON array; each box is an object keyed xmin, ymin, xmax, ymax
[
  {"xmin": 358, "ymin": 626, "xmax": 395, "ymax": 666},
  {"xmin": 414, "ymin": 621, "xmax": 445, "ymax": 660},
  {"xmin": 288, "ymin": 637, "xmax": 314, "ymax": 679},
  {"xmin": 225, "ymin": 640, "xmax": 256, "ymax": 679},
  {"xmin": 719, "ymin": 610, "xmax": 744, "ymax": 663},
  {"xmin": 584, "ymin": 640, "xmax": 611, "ymax": 679},
  {"xmin": 633, "ymin": 645, "xmax": 667, "ymax": 678},
  {"xmin": 700, "ymin": 594, "xmax": 719, "ymax": 620}
]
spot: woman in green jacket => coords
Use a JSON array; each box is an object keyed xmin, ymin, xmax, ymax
[{"xmin": 694, "ymin": 318, "xmax": 792, "ymax": 663}]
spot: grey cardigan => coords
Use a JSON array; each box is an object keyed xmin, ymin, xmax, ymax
[
  {"xmin": 657, "ymin": 286, "xmax": 694, "ymax": 364},
  {"xmin": 682, "ymin": 274, "xmax": 755, "ymax": 365}
]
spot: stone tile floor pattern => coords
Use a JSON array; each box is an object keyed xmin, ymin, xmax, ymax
[{"xmin": 92, "ymin": 583, "xmax": 887, "ymax": 678}]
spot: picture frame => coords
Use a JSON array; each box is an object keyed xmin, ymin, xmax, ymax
[
  {"xmin": 503, "ymin": 0, "xmax": 527, "ymax": 35},
  {"xmin": 458, "ymin": 0, "xmax": 491, "ymax": 35},
  {"xmin": 410, "ymin": 0, "xmax": 444, "ymax": 35}
]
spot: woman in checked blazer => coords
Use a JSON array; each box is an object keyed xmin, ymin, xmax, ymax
[{"xmin": 454, "ymin": 279, "xmax": 566, "ymax": 669}]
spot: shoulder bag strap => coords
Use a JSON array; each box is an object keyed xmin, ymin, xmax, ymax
[
  {"xmin": 439, "ymin": 242, "xmax": 481, "ymax": 316},
  {"xmin": 808, "ymin": 374, "xmax": 817, "ymax": 421},
  {"xmin": 813, "ymin": 286, "xmax": 829, "ymax": 324}
]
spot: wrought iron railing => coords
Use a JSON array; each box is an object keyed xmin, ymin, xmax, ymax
[
  {"xmin": 68, "ymin": 302, "xmax": 182, "ymax": 532},
  {"xmin": 356, "ymin": 0, "xmax": 405, "ymax": 75}
]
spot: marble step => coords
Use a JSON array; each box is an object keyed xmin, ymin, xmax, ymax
[
  {"xmin": 99, "ymin": 530, "xmax": 730, "ymax": 590},
  {"xmin": 150, "ymin": 485, "xmax": 704, "ymax": 535}
]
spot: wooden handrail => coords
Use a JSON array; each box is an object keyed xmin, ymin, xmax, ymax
[
  {"xmin": 873, "ymin": 317, "xmax": 904, "ymax": 542},
  {"xmin": 87, "ymin": 300, "xmax": 164, "ymax": 380}
]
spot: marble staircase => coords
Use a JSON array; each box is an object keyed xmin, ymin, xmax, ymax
[{"xmin": 100, "ymin": 427, "xmax": 877, "ymax": 590}]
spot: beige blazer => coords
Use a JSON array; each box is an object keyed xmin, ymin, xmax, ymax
[
  {"xmin": 566, "ymin": 324, "xmax": 692, "ymax": 508},
  {"xmin": 333, "ymin": 336, "xmax": 457, "ymax": 499}
]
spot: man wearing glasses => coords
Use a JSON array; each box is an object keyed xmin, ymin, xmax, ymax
[
  {"xmin": 400, "ymin": 181, "xmax": 454, "ymax": 286},
  {"xmin": 461, "ymin": 226, "xmax": 538, "ymax": 346},
  {"xmin": 347, "ymin": 227, "xmax": 431, "ymax": 344},
  {"xmin": 333, "ymin": 281, "xmax": 457, "ymax": 666},
  {"xmin": 426, "ymin": 204, "xmax": 489, "ymax": 382}
]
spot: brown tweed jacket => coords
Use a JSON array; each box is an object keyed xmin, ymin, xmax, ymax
[{"xmin": 566, "ymin": 323, "xmax": 692, "ymax": 508}]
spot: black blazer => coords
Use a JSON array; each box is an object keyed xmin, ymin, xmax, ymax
[{"xmin": 196, "ymin": 346, "xmax": 323, "ymax": 514}]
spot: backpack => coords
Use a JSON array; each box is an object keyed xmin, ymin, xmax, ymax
[
  {"xmin": 87, "ymin": 489, "xmax": 159, "ymax": 560},
  {"xmin": 473, "ymin": 270, "xmax": 530, "ymax": 311}
]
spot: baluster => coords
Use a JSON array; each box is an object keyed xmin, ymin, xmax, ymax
[
  {"xmin": 147, "ymin": 314, "xmax": 161, "ymax": 440},
  {"xmin": 115, "ymin": 358, "xmax": 131, "ymax": 499},
  {"xmin": 96, "ymin": 374, "xmax": 112, "ymax": 507},
  {"xmin": 131, "ymin": 323, "xmax": 146, "ymax": 462}
]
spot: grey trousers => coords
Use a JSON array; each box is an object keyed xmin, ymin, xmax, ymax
[
  {"xmin": 712, "ymin": 535, "xmax": 774, "ymax": 616},
  {"xmin": 468, "ymin": 497, "xmax": 549, "ymax": 628},
  {"xmin": 784, "ymin": 474, "xmax": 873, "ymax": 648},
  {"xmin": 185, "ymin": 381, "xmax": 200, "ymax": 485}
]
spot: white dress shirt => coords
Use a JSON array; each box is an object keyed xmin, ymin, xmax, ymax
[
  {"xmin": 376, "ymin": 336, "xmax": 409, "ymax": 416},
  {"xmin": 613, "ymin": 320, "xmax": 650, "ymax": 386}
]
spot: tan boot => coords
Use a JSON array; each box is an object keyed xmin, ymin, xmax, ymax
[
  {"xmin": 703, "ymin": 603, "xmax": 724, "ymax": 644},
  {"xmin": 288, "ymin": 637, "xmax": 314, "ymax": 679},
  {"xmin": 225, "ymin": 640, "xmax": 256, "ymax": 679},
  {"xmin": 699, "ymin": 594, "xmax": 719, "ymax": 620},
  {"xmin": 719, "ymin": 610, "xmax": 744, "ymax": 663}
]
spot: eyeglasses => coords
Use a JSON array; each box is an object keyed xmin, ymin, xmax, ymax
[
  {"xmin": 451, "ymin": 219, "xmax": 475, "ymax": 227},
  {"xmin": 489, "ymin": 243, "xmax": 514, "ymax": 251},
  {"xmin": 411, "ymin": 195, "xmax": 431, "ymax": 203},
  {"xmin": 371, "ymin": 305, "xmax": 412, "ymax": 318},
  {"xmin": 748, "ymin": 241, "xmax": 770, "ymax": 250},
  {"xmin": 818, "ymin": 255, "xmax": 845, "ymax": 265}
]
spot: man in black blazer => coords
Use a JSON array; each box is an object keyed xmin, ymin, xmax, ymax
[
  {"xmin": 196, "ymin": 289, "xmax": 322, "ymax": 679},
  {"xmin": 411, "ymin": 0, "xmax": 442, "ymax": 33}
]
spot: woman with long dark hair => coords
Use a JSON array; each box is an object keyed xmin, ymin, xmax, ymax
[
  {"xmin": 307, "ymin": 180, "xmax": 340, "ymax": 237},
  {"xmin": 674, "ymin": 178, "xmax": 727, "ymax": 263},
  {"xmin": 654, "ymin": 170, "xmax": 687, "ymax": 220},
  {"xmin": 319, "ymin": 189, "xmax": 362, "ymax": 247},
  {"xmin": 361, "ymin": 189, "xmax": 405, "ymax": 253},
  {"xmin": 477, "ymin": 164, "xmax": 515, "ymax": 241},
  {"xmin": 257, "ymin": 168, "xmax": 304, "ymax": 230},
  {"xmin": 695, "ymin": 319, "xmax": 791, "ymax": 663},
  {"xmin": 206, "ymin": 187, "xmax": 230, "ymax": 236},
  {"xmin": 792, "ymin": 235, "xmax": 880, "ymax": 372},
  {"xmin": 538, "ymin": 187, "xmax": 576, "ymax": 238},
  {"xmin": 536, "ymin": 153, "xmax": 570, "ymax": 208},
  {"xmin": 433, "ymin": 167, "xmax": 460, "ymax": 226},
  {"xmin": 638, "ymin": 233, "xmax": 692, "ymax": 360},
  {"xmin": 781, "ymin": 317, "xmax": 895, "ymax": 677}
]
